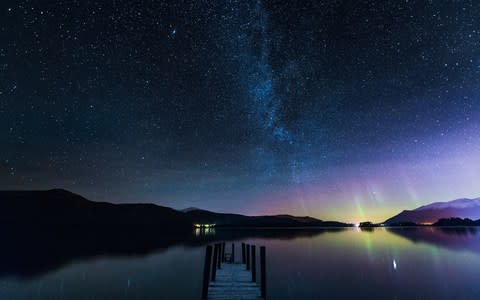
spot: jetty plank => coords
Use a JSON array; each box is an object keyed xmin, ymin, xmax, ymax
[{"xmin": 207, "ymin": 263, "xmax": 262, "ymax": 299}]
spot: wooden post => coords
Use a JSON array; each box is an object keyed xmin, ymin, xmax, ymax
[
  {"xmin": 260, "ymin": 246, "xmax": 266, "ymax": 299},
  {"xmin": 217, "ymin": 243, "xmax": 222, "ymax": 269},
  {"xmin": 201, "ymin": 245, "xmax": 213, "ymax": 299},
  {"xmin": 251, "ymin": 245, "xmax": 256, "ymax": 282},
  {"xmin": 242, "ymin": 243, "xmax": 245, "ymax": 264},
  {"xmin": 211, "ymin": 243, "xmax": 218, "ymax": 281},
  {"xmin": 231, "ymin": 243, "xmax": 235, "ymax": 263},
  {"xmin": 222, "ymin": 242, "xmax": 226, "ymax": 262},
  {"xmin": 246, "ymin": 244, "xmax": 250, "ymax": 270}
]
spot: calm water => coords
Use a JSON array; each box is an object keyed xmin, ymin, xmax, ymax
[{"xmin": 1, "ymin": 227, "xmax": 480, "ymax": 299}]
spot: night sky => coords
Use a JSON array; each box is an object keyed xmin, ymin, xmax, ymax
[{"xmin": 1, "ymin": 0, "xmax": 480, "ymax": 222}]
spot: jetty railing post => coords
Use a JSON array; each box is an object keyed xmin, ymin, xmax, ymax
[
  {"xmin": 201, "ymin": 245, "xmax": 213, "ymax": 299},
  {"xmin": 217, "ymin": 243, "xmax": 222, "ymax": 269},
  {"xmin": 231, "ymin": 243, "xmax": 235, "ymax": 263},
  {"xmin": 242, "ymin": 243, "xmax": 246, "ymax": 264},
  {"xmin": 251, "ymin": 245, "xmax": 256, "ymax": 282},
  {"xmin": 211, "ymin": 243, "xmax": 219, "ymax": 281},
  {"xmin": 246, "ymin": 244, "xmax": 250, "ymax": 270},
  {"xmin": 260, "ymin": 246, "xmax": 266, "ymax": 299},
  {"xmin": 222, "ymin": 242, "xmax": 226, "ymax": 262}
]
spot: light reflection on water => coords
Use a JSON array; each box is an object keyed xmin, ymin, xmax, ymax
[
  {"xmin": 195, "ymin": 227, "xmax": 216, "ymax": 237},
  {"xmin": 1, "ymin": 227, "xmax": 480, "ymax": 299}
]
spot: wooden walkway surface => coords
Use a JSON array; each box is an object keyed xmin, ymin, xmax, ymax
[
  {"xmin": 208, "ymin": 263, "xmax": 262, "ymax": 300},
  {"xmin": 201, "ymin": 242, "xmax": 266, "ymax": 299}
]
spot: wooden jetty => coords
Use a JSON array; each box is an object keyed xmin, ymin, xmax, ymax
[{"xmin": 201, "ymin": 242, "xmax": 267, "ymax": 299}]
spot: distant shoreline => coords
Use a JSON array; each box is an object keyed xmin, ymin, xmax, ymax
[{"xmin": 1, "ymin": 189, "xmax": 479, "ymax": 229}]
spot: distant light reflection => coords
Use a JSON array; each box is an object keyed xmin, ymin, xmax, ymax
[{"xmin": 195, "ymin": 227, "xmax": 216, "ymax": 237}]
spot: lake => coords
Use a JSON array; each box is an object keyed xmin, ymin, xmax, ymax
[{"xmin": 1, "ymin": 227, "xmax": 480, "ymax": 299}]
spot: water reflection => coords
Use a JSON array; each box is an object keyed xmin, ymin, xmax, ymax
[
  {"xmin": 0, "ymin": 225, "xmax": 346, "ymax": 279},
  {"xmin": 358, "ymin": 226, "xmax": 375, "ymax": 233},
  {"xmin": 387, "ymin": 226, "xmax": 480, "ymax": 254},
  {"xmin": 194, "ymin": 227, "xmax": 216, "ymax": 237},
  {"xmin": 2, "ymin": 226, "xmax": 480, "ymax": 299}
]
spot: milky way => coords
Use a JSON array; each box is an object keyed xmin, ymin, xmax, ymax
[{"xmin": 1, "ymin": 0, "xmax": 480, "ymax": 222}]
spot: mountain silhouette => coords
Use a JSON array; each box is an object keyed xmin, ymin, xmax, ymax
[
  {"xmin": 0, "ymin": 189, "xmax": 192, "ymax": 231},
  {"xmin": 184, "ymin": 207, "xmax": 349, "ymax": 227},
  {"xmin": 0, "ymin": 189, "xmax": 350, "ymax": 228},
  {"xmin": 0, "ymin": 189, "xmax": 351, "ymax": 278},
  {"xmin": 384, "ymin": 197, "xmax": 480, "ymax": 225}
]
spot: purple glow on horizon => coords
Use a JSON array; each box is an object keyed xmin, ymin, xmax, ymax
[{"xmin": 249, "ymin": 129, "xmax": 480, "ymax": 223}]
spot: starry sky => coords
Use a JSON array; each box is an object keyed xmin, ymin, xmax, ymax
[{"xmin": 1, "ymin": 0, "xmax": 480, "ymax": 222}]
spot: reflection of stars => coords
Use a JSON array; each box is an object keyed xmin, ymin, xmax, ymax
[{"xmin": 170, "ymin": 27, "xmax": 176, "ymax": 37}]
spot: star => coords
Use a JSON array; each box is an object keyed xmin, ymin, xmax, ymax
[{"xmin": 0, "ymin": 0, "xmax": 479, "ymax": 223}]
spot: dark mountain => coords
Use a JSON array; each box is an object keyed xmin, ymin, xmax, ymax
[
  {"xmin": 0, "ymin": 189, "xmax": 192, "ymax": 231},
  {"xmin": 184, "ymin": 208, "xmax": 350, "ymax": 227},
  {"xmin": 0, "ymin": 189, "xmax": 350, "ymax": 229},
  {"xmin": 384, "ymin": 197, "xmax": 480, "ymax": 225},
  {"xmin": 181, "ymin": 207, "xmax": 202, "ymax": 213}
]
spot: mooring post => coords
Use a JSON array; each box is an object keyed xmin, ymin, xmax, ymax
[
  {"xmin": 222, "ymin": 242, "xmax": 226, "ymax": 262},
  {"xmin": 260, "ymin": 246, "xmax": 266, "ymax": 299},
  {"xmin": 217, "ymin": 243, "xmax": 222, "ymax": 269},
  {"xmin": 211, "ymin": 243, "xmax": 219, "ymax": 281},
  {"xmin": 242, "ymin": 242, "xmax": 246, "ymax": 264},
  {"xmin": 231, "ymin": 243, "xmax": 235, "ymax": 263},
  {"xmin": 251, "ymin": 245, "xmax": 256, "ymax": 282},
  {"xmin": 246, "ymin": 244, "xmax": 250, "ymax": 270},
  {"xmin": 201, "ymin": 245, "xmax": 213, "ymax": 299}
]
